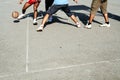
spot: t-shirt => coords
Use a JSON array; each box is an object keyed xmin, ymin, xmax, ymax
[{"xmin": 53, "ymin": 0, "xmax": 69, "ymax": 5}]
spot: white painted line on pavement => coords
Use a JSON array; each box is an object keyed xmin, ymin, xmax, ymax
[
  {"xmin": 26, "ymin": 18, "xmax": 30, "ymax": 72},
  {"xmin": 1, "ymin": 58, "xmax": 120, "ymax": 78},
  {"xmin": 29, "ymin": 58, "xmax": 120, "ymax": 74}
]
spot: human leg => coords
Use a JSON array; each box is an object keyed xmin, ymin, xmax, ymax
[
  {"xmin": 100, "ymin": 0, "xmax": 110, "ymax": 27},
  {"xmin": 69, "ymin": 15, "xmax": 81, "ymax": 28},
  {"xmin": 33, "ymin": 1, "xmax": 40, "ymax": 19},
  {"xmin": 100, "ymin": 0, "xmax": 109, "ymax": 22},
  {"xmin": 18, "ymin": 2, "xmax": 32, "ymax": 19},
  {"xmin": 103, "ymin": 13, "xmax": 109, "ymax": 23},
  {"xmin": 36, "ymin": 14, "xmax": 50, "ymax": 31},
  {"xmin": 33, "ymin": 1, "xmax": 40, "ymax": 25},
  {"xmin": 45, "ymin": 0, "xmax": 54, "ymax": 22},
  {"xmin": 61, "ymin": 5, "xmax": 81, "ymax": 28},
  {"xmin": 36, "ymin": 5, "xmax": 59, "ymax": 31},
  {"xmin": 84, "ymin": 14, "xmax": 95, "ymax": 29},
  {"xmin": 100, "ymin": 13, "xmax": 110, "ymax": 27},
  {"xmin": 85, "ymin": 0, "xmax": 100, "ymax": 29}
]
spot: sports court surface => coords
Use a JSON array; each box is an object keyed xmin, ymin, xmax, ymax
[{"xmin": 0, "ymin": 0, "xmax": 120, "ymax": 80}]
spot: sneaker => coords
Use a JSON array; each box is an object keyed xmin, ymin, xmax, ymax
[
  {"xmin": 33, "ymin": 19, "xmax": 37, "ymax": 25},
  {"xmin": 76, "ymin": 22, "xmax": 81, "ymax": 28},
  {"xmin": 17, "ymin": 14, "xmax": 25, "ymax": 19},
  {"xmin": 48, "ymin": 16, "xmax": 53, "ymax": 22},
  {"xmin": 84, "ymin": 23, "xmax": 92, "ymax": 29},
  {"xmin": 100, "ymin": 23, "xmax": 110, "ymax": 27},
  {"xmin": 36, "ymin": 25, "xmax": 44, "ymax": 32}
]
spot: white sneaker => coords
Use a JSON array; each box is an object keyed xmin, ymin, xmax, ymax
[
  {"xmin": 17, "ymin": 14, "xmax": 25, "ymax": 19},
  {"xmin": 85, "ymin": 23, "xmax": 92, "ymax": 29},
  {"xmin": 76, "ymin": 22, "xmax": 81, "ymax": 28},
  {"xmin": 48, "ymin": 16, "xmax": 53, "ymax": 22},
  {"xmin": 33, "ymin": 19, "xmax": 37, "ymax": 25},
  {"xmin": 36, "ymin": 25, "xmax": 44, "ymax": 32},
  {"xmin": 100, "ymin": 23, "xmax": 110, "ymax": 27}
]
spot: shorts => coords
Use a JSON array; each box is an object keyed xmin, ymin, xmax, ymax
[
  {"xmin": 46, "ymin": 4, "xmax": 73, "ymax": 17},
  {"xmin": 90, "ymin": 0, "xmax": 108, "ymax": 15},
  {"xmin": 27, "ymin": 0, "xmax": 40, "ymax": 4}
]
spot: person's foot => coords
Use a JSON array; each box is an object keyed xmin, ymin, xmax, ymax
[
  {"xmin": 76, "ymin": 22, "xmax": 81, "ymax": 28},
  {"xmin": 84, "ymin": 23, "xmax": 92, "ymax": 29},
  {"xmin": 36, "ymin": 25, "xmax": 44, "ymax": 32},
  {"xmin": 100, "ymin": 23, "xmax": 110, "ymax": 27},
  {"xmin": 48, "ymin": 16, "xmax": 53, "ymax": 22},
  {"xmin": 33, "ymin": 19, "xmax": 37, "ymax": 25},
  {"xmin": 17, "ymin": 14, "xmax": 25, "ymax": 19}
]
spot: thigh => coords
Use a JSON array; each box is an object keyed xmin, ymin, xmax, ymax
[
  {"xmin": 90, "ymin": 0, "xmax": 101, "ymax": 14},
  {"xmin": 23, "ymin": 2, "xmax": 32, "ymax": 10},
  {"xmin": 46, "ymin": 5, "xmax": 60, "ymax": 15},
  {"xmin": 33, "ymin": 0, "xmax": 40, "ymax": 9},
  {"xmin": 100, "ymin": 0, "xmax": 107, "ymax": 14},
  {"xmin": 61, "ymin": 5, "xmax": 73, "ymax": 17}
]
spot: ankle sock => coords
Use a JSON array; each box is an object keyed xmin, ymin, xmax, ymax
[
  {"xmin": 34, "ymin": 18, "xmax": 37, "ymax": 21},
  {"xmin": 88, "ymin": 22, "xmax": 91, "ymax": 25},
  {"xmin": 106, "ymin": 22, "xmax": 109, "ymax": 24}
]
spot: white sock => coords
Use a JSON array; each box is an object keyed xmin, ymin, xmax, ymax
[{"xmin": 34, "ymin": 18, "xmax": 37, "ymax": 21}]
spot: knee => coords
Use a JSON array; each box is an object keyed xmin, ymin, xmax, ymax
[
  {"xmin": 34, "ymin": 7, "xmax": 38, "ymax": 12},
  {"xmin": 34, "ymin": 9, "xmax": 37, "ymax": 12}
]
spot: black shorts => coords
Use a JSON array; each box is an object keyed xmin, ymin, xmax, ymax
[{"xmin": 46, "ymin": 4, "xmax": 73, "ymax": 17}]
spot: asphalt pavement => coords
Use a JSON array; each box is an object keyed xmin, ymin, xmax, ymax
[{"xmin": 0, "ymin": 0, "xmax": 120, "ymax": 80}]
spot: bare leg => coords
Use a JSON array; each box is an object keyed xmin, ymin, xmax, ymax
[
  {"xmin": 88, "ymin": 14, "xmax": 95, "ymax": 24},
  {"xmin": 33, "ymin": 2, "xmax": 40, "ymax": 19},
  {"xmin": 70, "ymin": 15, "xmax": 81, "ymax": 28},
  {"xmin": 70, "ymin": 15, "xmax": 78, "ymax": 23},
  {"xmin": 45, "ymin": 0, "xmax": 54, "ymax": 22},
  {"xmin": 33, "ymin": 2, "xmax": 40, "ymax": 25},
  {"xmin": 41, "ymin": 14, "xmax": 50, "ymax": 26},
  {"xmin": 84, "ymin": 14, "xmax": 95, "ymax": 29},
  {"xmin": 22, "ymin": 2, "xmax": 31, "ymax": 14},
  {"xmin": 18, "ymin": 2, "xmax": 31, "ymax": 19},
  {"xmin": 99, "ymin": 13, "xmax": 110, "ymax": 27},
  {"xmin": 103, "ymin": 13, "xmax": 109, "ymax": 23},
  {"xmin": 36, "ymin": 14, "xmax": 50, "ymax": 31}
]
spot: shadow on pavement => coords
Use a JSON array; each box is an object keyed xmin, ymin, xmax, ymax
[
  {"xmin": 69, "ymin": 5, "xmax": 120, "ymax": 24},
  {"xmin": 13, "ymin": 5, "xmax": 120, "ymax": 25}
]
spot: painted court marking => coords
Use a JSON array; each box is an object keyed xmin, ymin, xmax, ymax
[
  {"xmin": 0, "ymin": 58, "xmax": 120, "ymax": 78},
  {"xmin": 26, "ymin": 17, "xmax": 30, "ymax": 72}
]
